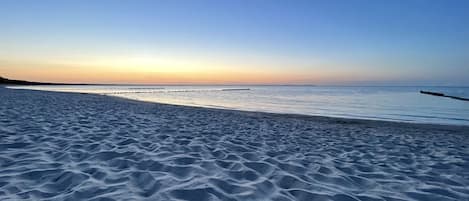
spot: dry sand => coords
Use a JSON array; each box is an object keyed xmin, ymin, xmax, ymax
[{"xmin": 0, "ymin": 87, "xmax": 468, "ymax": 201}]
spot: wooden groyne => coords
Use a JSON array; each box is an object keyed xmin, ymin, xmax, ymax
[
  {"xmin": 446, "ymin": 95, "xmax": 469, "ymax": 101},
  {"xmin": 221, "ymin": 88, "xmax": 251, "ymax": 91},
  {"xmin": 420, "ymin": 91, "xmax": 444, "ymax": 96},
  {"xmin": 420, "ymin": 90, "xmax": 469, "ymax": 102}
]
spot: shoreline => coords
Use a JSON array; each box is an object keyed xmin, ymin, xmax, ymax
[
  {"xmin": 106, "ymin": 93, "xmax": 469, "ymax": 131},
  {"xmin": 8, "ymin": 86, "xmax": 469, "ymax": 130},
  {"xmin": 1, "ymin": 86, "xmax": 468, "ymax": 200}
]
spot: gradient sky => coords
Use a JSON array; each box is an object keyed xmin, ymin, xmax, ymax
[{"xmin": 1, "ymin": 0, "xmax": 468, "ymax": 85}]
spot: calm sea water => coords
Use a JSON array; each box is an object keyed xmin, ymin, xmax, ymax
[{"xmin": 10, "ymin": 85, "xmax": 469, "ymax": 125}]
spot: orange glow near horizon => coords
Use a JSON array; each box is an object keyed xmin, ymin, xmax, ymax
[{"xmin": 1, "ymin": 58, "xmax": 373, "ymax": 85}]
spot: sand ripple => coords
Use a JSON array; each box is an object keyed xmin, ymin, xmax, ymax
[{"xmin": 1, "ymin": 88, "xmax": 469, "ymax": 200}]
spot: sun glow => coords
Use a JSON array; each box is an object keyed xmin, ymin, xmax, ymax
[
  {"xmin": 0, "ymin": 54, "xmax": 395, "ymax": 85},
  {"xmin": 0, "ymin": 56, "xmax": 315, "ymax": 84}
]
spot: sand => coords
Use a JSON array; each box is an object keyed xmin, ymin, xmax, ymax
[{"xmin": 0, "ymin": 87, "xmax": 468, "ymax": 201}]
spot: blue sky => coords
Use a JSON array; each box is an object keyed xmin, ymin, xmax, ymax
[{"xmin": 1, "ymin": 0, "xmax": 468, "ymax": 85}]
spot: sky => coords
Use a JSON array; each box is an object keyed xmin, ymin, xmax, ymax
[{"xmin": 0, "ymin": 0, "xmax": 468, "ymax": 85}]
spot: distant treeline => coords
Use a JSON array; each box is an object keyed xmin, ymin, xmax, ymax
[
  {"xmin": 0, "ymin": 76, "xmax": 87, "ymax": 85},
  {"xmin": 1, "ymin": 76, "xmax": 51, "ymax": 85}
]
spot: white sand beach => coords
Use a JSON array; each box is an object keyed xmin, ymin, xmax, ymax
[{"xmin": 0, "ymin": 87, "xmax": 468, "ymax": 201}]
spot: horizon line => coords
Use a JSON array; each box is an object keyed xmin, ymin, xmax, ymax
[{"xmin": 2, "ymin": 76, "xmax": 469, "ymax": 88}]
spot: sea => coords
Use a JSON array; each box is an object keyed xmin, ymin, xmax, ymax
[{"xmin": 9, "ymin": 85, "xmax": 469, "ymax": 126}]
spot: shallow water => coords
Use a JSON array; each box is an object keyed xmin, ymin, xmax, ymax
[{"xmin": 9, "ymin": 85, "xmax": 469, "ymax": 125}]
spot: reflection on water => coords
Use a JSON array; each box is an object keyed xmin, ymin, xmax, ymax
[{"xmin": 9, "ymin": 85, "xmax": 469, "ymax": 125}]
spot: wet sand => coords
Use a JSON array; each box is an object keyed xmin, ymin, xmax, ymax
[{"xmin": 0, "ymin": 87, "xmax": 468, "ymax": 201}]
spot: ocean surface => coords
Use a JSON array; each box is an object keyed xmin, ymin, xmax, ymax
[{"xmin": 9, "ymin": 85, "xmax": 469, "ymax": 125}]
